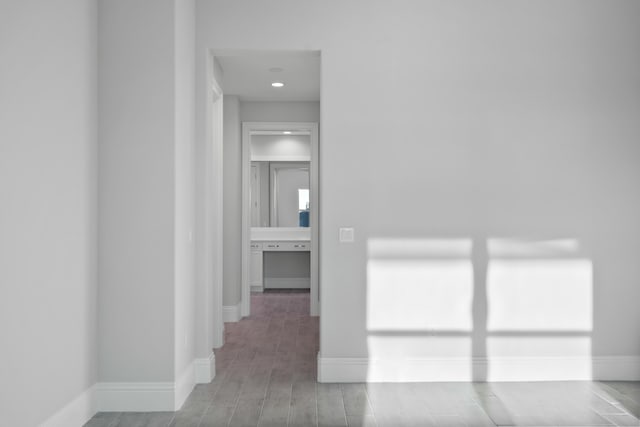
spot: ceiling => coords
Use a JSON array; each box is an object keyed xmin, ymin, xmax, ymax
[{"xmin": 213, "ymin": 50, "xmax": 320, "ymax": 102}]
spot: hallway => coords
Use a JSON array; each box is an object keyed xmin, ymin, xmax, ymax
[
  {"xmin": 85, "ymin": 292, "xmax": 640, "ymax": 426},
  {"xmin": 198, "ymin": 291, "xmax": 321, "ymax": 426}
]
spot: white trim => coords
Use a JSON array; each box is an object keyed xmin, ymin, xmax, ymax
[
  {"xmin": 242, "ymin": 122, "xmax": 319, "ymax": 318},
  {"xmin": 241, "ymin": 123, "xmax": 250, "ymax": 318},
  {"xmin": 251, "ymin": 155, "xmax": 311, "ymax": 162},
  {"xmin": 194, "ymin": 352, "xmax": 216, "ymax": 383},
  {"xmin": 592, "ymin": 356, "xmax": 640, "ymax": 380},
  {"xmin": 223, "ymin": 304, "xmax": 241, "ymax": 322},
  {"xmin": 209, "ymin": 67, "xmax": 224, "ymax": 349},
  {"xmin": 318, "ymin": 357, "xmax": 370, "ymax": 383},
  {"xmin": 318, "ymin": 356, "xmax": 640, "ymax": 383},
  {"xmin": 195, "ymin": 52, "xmax": 224, "ymax": 365},
  {"xmin": 264, "ymin": 277, "xmax": 310, "ymax": 289},
  {"xmin": 175, "ymin": 362, "xmax": 196, "ymax": 410},
  {"xmin": 95, "ymin": 382, "xmax": 175, "ymax": 412},
  {"xmin": 39, "ymin": 385, "xmax": 96, "ymax": 427},
  {"xmin": 309, "ymin": 121, "xmax": 319, "ymax": 317}
]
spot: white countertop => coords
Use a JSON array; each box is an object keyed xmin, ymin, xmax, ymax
[{"xmin": 251, "ymin": 227, "xmax": 311, "ymax": 241}]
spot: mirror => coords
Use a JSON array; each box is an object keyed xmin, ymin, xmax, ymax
[{"xmin": 250, "ymin": 132, "xmax": 311, "ymax": 227}]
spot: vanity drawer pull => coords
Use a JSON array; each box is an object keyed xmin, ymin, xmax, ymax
[
  {"xmin": 266, "ymin": 244, "xmax": 279, "ymax": 248},
  {"xmin": 293, "ymin": 244, "xmax": 306, "ymax": 248}
]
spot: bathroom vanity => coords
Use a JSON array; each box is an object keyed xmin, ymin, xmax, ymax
[{"xmin": 250, "ymin": 227, "xmax": 311, "ymax": 291}]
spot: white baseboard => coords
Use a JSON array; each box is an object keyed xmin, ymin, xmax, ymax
[
  {"xmin": 43, "ymin": 356, "xmax": 218, "ymax": 422},
  {"xmin": 175, "ymin": 362, "xmax": 196, "ymax": 410},
  {"xmin": 96, "ymin": 379, "xmax": 193, "ymax": 412},
  {"xmin": 318, "ymin": 355, "xmax": 640, "ymax": 383},
  {"xmin": 95, "ymin": 382, "xmax": 176, "ymax": 412},
  {"xmin": 223, "ymin": 303, "xmax": 241, "ymax": 322},
  {"xmin": 39, "ymin": 385, "xmax": 96, "ymax": 427},
  {"xmin": 95, "ymin": 356, "xmax": 216, "ymax": 412},
  {"xmin": 264, "ymin": 277, "xmax": 310, "ymax": 289},
  {"xmin": 592, "ymin": 356, "xmax": 640, "ymax": 380},
  {"xmin": 194, "ymin": 352, "xmax": 216, "ymax": 384}
]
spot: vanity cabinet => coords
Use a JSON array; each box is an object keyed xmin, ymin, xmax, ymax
[
  {"xmin": 262, "ymin": 241, "xmax": 309, "ymax": 251},
  {"xmin": 250, "ymin": 238, "xmax": 310, "ymax": 292},
  {"xmin": 250, "ymin": 242, "xmax": 263, "ymax": 291}
]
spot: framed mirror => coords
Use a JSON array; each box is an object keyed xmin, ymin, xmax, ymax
[
  {"xmin": 250, "ymin": 161, "xmax": 310, "ymax": 227},
  {"xmin": 249, "ymin": 131, "xmax": 311, "ymax": 228}
]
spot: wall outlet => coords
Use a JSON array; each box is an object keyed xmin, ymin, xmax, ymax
[{"xmin": 339, "ymin": 227, "xmax": 355, "ymax": 243}]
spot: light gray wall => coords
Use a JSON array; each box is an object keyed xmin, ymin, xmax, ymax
[
  {"xmin": 241, "ymin": 101, "xmax": 320, "ymax": 122},
  {"xmin": 173, "ymin": 0, "xmax": 197, "ymax": 381},
  {"xmin": 223, "ymin": 95, "xmax": 242, "ymax": 305},
  {"xmin": 197, "ymin": 0, "xmax": 640, "ymax": 371},
  {"xmin": 0, "ymin": 0, "xmax": 98, "ymax": 425},
  {"xmin": 99, "ymin": 0, "xmax": 190, "ymax": 383}
]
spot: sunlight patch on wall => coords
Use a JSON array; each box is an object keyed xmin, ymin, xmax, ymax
[
  {"xmin": 368, "ymin": 238, "xmax": 472, "ymax": 259},
  {"xmin": 367, "ymin": 238, "xmax": 473, "ymax": 332},
  {"xmin": 361, "ymin": 237, "xmax": 595, "ymax": 382},
  {"xmin": 368, "ymin": 336, "xmax": 471, "ymax": 358},
  {"xmin": 488, "ymin": 336, "xmax": 592, "ymax": 357},
  {"xmin": 487, "ymin": 259, "xmax": 593, "ymax": 331},
  {"xmin": 487, "ymin": 336, "xmax": 593, "ymax": 381},
  {"xmin": 485, "ymin": 238, "xmax": 594, "ymax": 381},
  {"xmin": 488, "ymin": 238, "xmax": 582, "ymax": 258}
]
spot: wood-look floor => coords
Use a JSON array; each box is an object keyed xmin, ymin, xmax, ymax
[{"xmin": 86, "ymin": 291, "xmax": 640, "ymax": 427}]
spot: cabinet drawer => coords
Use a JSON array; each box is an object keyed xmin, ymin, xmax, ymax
[
  {"xmin": 250, "ymin": 242, "xmax": 263, "ymax": 250},
  {"xmin": 287, "ymin": 241, "xmax": 310, "ymax": 251},
  {"xmin": 263, "ymin": 241, "xmax": 310, "ymax": 251}
]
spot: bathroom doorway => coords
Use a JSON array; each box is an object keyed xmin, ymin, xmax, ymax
[{"xmin": 241, "ymin": 122, "xmax": 319, "ymax": 317}]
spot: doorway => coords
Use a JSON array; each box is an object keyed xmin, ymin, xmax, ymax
[
  {"xmin": 241, "ymin": 122, "xmax": 320, "ymax": 317},
  {"xmin": 210, "ymin": 49, "xmax": 320, "ymax": 327}
]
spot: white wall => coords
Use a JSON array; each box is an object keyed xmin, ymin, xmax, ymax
[
  {"xmin": 0, "ymin": 0, "xmax": 98, "ymax": 425},
  {"xmin": 197, "ymin": 0, "xmax": 640, "ymax": 381}
]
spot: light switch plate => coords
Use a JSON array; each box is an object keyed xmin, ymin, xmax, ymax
[{"xmin": 339, "ymin": 227, "xmax": 355, "ymax": 243}]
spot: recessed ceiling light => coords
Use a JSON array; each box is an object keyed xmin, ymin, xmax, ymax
[
  {"xmin": 271, "ymin": 82, "xmax": 284, "ymax": 88},
  {"xmin": 283, "ymin": 131, "xmax": 292, "ymax": 135}
]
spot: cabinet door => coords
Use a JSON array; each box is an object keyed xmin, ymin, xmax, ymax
[{"xmin": 250, "ymin": 250, "xmax": 263, "ymax": 289}]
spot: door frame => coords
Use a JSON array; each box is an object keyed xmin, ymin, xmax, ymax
[
  {"xmin": 196, "ymin": 51, "xmax": 224, "ymax": 362},
  {"xmin": 241, "ymin": 122, "xmax": 320, "ymax": 317}
]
